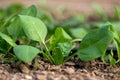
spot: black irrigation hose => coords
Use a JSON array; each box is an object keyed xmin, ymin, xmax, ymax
[{"xmin": 106, "ymin": 46, "xmax": 117, "ymax": 53}]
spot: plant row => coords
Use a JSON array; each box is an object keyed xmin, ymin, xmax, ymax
[{"xmin": 0, "ymin": 5, "xmax": 120, "ymax": 66}]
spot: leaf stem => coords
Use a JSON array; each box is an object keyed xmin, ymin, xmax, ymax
[
  {"xmin": 64, "ymin": 52, "xmax": 77, "ymax": 62},
  {"xmin": 40, "ymin": 41, "xmax": 54, "ymax": 64},
  {"xmin": 72, "ymin": 39, "xmax": 82, "ymax": 43},
  {"xmin": 63, "ymin": 39, "xmax": 81, "ymax": 62},
  {"xmin": 45, "ymin": 39, "xmax": 50, "ymax": 44},
  {"xmin": 2, "ymin": 13, "xmax": 17, "ymax": 28}
]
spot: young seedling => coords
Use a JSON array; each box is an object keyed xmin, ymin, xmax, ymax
[{"xmin": 0, "ymin": 5, "xmax": 120, "ymax": 66}]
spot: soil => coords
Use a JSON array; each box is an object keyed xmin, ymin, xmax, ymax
[{"xmin": 0, "ymin": 57, "xmax": 120, "ymax": 80}]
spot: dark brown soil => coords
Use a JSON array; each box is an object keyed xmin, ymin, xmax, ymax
[{"xmin": 0, "ymin": 57, "xmax": 120, "ymax": 80}]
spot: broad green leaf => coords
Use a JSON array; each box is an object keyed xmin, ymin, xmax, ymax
[
  {"xmin": 13, "ymin": 45, "xmax": 40, "ymax": 62},
  {"xmin": 52, "ymin": 47, "xmax": 64, "ymax": 65},
  {"xmin": 87, "ymin": 22, "xmax": 120, "ymax": 35},
  {"xmin": 0, "ymin": 32, "xmax": 16, "ymax": 47},
  {"xmin": 18, "ymin": 15, "xmax": 47, "ymax": 43},
  {"xmin": 70, "ymin": 28, "xmax": 87, "ymax": 39},
  {"xmin": 58, "ymin": 42, "xmax": 73, "ymax": 57},
  {"xmin": 77, "ymin": 23, "xmax": 114, "ymax": 61},
  {"xmin": 7, "ymin": 5, "xmax": 37, "ymax": 40},
  {"xmin": 20, "ymin": 5, "xmax": 37, "ymax": 17},
  {"xmin": 62, "ymin": 16, "xmax": 86, "ymax": 27},
  {"xmin": 50, "ymin": 27, "xmax": 72, "ymax": 50},
  {"xmin": 7, "ymin": 17, "xmax": 23, "ymax": 40}
]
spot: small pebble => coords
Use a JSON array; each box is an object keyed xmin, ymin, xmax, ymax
[
  {"xmin": 19, "ymin": 64, "xmax": 30, "ymax": 74},
  {"xmin": 65, "ymin": 67, "xmax": 75, "ymax": 74},
  {"xmin": 25, "ymin": 75, "xmax": 32, "ymax": 79},
  {"xmin": 36, "ymin": 74, "xmax": 46, "ymax": 80}
]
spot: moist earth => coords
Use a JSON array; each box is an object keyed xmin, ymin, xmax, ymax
[{"xmin": 0, "ymin": 57, "xmax": 120, "ymax": 80}]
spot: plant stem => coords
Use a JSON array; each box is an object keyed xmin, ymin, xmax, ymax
[
  {"xmin": 64, "ymin": 52, "xmax": 77, "ymax": 62},
  {"xmin": 45, "ymin": 39, "xmax": 50, "ymax": 44},
  {"xmin": 64, "ymin": 39, "xmax": 81, "ymax": 62},
  {"xmin": 7, "ymin": 46, "xmax": 12, "ymax": 53},
  {"xmin": 2, "ymin": 13, "xmax": 17, "ymax": 28},
  {"xmin": 39, "ymin": 41, "xmax": 55, "ymax": 64},
  {"xmin": 72, "ymin": 39, "xmax": 82, "ymax": 43}
]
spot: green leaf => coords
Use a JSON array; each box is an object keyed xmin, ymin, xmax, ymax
[
  {"xmin": 92, "ymin": 3, "xmax": 108, "ymax": 21},
  {"xmin": 0, "ymin": 32, "xmax": 16, "ymax": 47},
  {"xmin": 37, "ymin": 10, "xmax": 54, "ymax": 24},
  {"xmin": 61, "ymin": 15, "xmax": 86, "ymax": 27},
  {"xmin": 111, "ymin": 22, "xmax": 120, "ymax": 36},
  {"xmin": 6, "ymin": 4, "xmax": 24, "ymax": 15},
  {"xmin": 108, "ymin": 23, "xmax": 120, "ymax": 62},
  {"xmin": 52, "ymin": 47, "xmax": 64, "ymax": 65},
  {"xmin": 20, "ymin": 5, "xmax": 37, "ymax": 17},
  {"xmin": 92, "ymin": 3, "xmax": 105, "ymax": 15},
  {"xmin": 0, "ymin": 8, "xmax": 6, "ymax": 19},
  {"xmin": 18, "ymin": 15, "xmax": 47, "ymax": 43},
  {"xmin": 0, "ymin": 39, "xmax": 10, "ymax": 53},
  {"xmin": 50, "ymin": 27, "xmax": 72, "ymax": 50},
  {"xmin": 70, "ymin": 28, "xmax": 87, "ymax": 39},
  {"xmin": 77, "ymin": 23, "xmax": 114, "ymax": 61},
  {"xmin": 114, "ymin": 7, "xmax": 120, "ymax": 19},
  {"xmin": 7, "ymin": 17, "xmax": 23, "ymax": 40},
  {"xmin": 13, "ymin": 45, "xmax": 40, "ymax": 62},
  {"xmin": 91, "ymin": 22, "xmax": 120, "ymax": 35},
  {"xmin": 7, "ymin": 5, "xmax": 37, "ymax": 40},
  {"xmin": 58, "ymin": 42, "xmax": 73, "ymax": 57}
]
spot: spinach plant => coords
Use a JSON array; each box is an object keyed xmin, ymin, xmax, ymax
[{"xmin": 0, "ymin": 5, "xmax": 120, "ymax": 66}]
